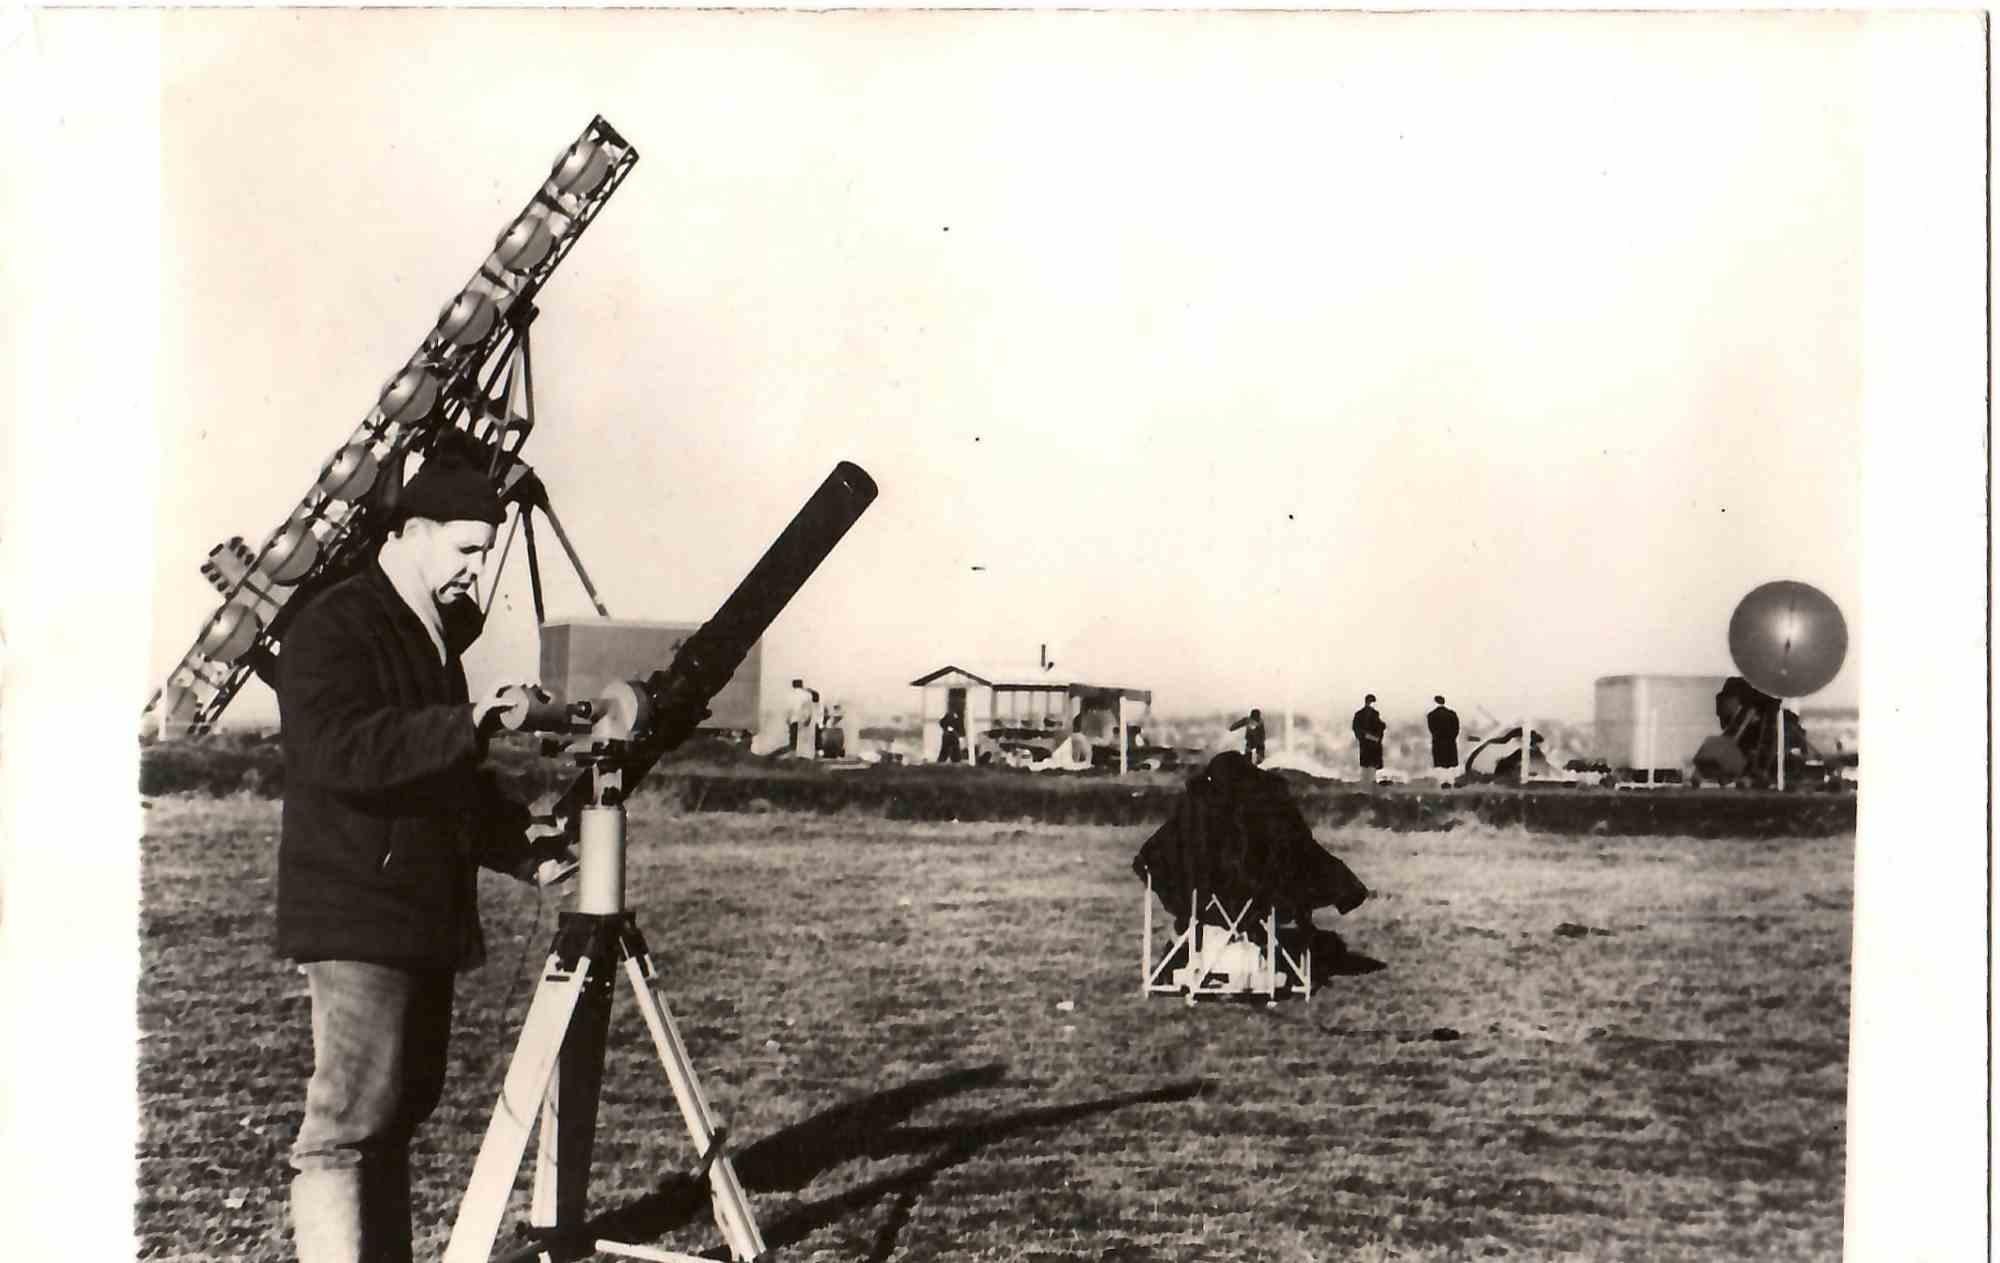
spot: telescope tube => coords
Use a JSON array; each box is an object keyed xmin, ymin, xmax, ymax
[
  {"xmin": 640, "ymin": 460, "xmax": 878, "ymax": 752},
  {"xmin": 550, "ymin": 461, "xmax": 877, "ymax": 817}
]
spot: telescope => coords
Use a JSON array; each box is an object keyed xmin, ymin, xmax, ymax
[
  {"xmin": 502, "ymin": 459, "xmax": 877, "ymax": 809},
  {"xmin": 446, "ymin": 460, "xmax": 876, "ymax": 1263}
]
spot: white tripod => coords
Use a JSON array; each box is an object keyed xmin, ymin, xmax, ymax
[{"xmin": 444, "ymin": 769, "xmax": 765, "ymax": 1263}]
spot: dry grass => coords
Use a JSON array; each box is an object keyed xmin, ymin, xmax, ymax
[{"xmin": 137, "ymin": 796, "xmax": 1849, "ymax": 1261}]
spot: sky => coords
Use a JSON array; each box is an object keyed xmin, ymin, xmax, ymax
[{"xmin": 137, "ymin": 8, "xmax": 1878, "ymax": 726}]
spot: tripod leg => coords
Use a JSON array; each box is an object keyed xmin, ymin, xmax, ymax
[
  {"xmin": 443, "ymin": 957, "xmax": 594, "ymax": 1263},
  {"xmin": 548, "ymin": 958, "xmax": 614, "ymax": 1235},
  {"xmin": 621, "ymin": 958, "xmax": 768, "ymax": 1261}
]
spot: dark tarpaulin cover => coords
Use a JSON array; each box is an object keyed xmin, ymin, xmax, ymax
[{"xmin": 1133, "ymin": 752, "xmax": 1368, "ymax": 925}]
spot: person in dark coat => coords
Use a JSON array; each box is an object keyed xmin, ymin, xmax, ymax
[
  {"xmin": 277, "ymin": 449, "xmax": 572, "ymax": 1263},
  {"xmin": 937, "ymin": 705, "xmax": 965, "ymax": 764},
  {"xmin": 1228, "ymin": 708, "xmax": 1267, "ymax": 765},
  {"xmin": 1351, "ymin": 694, "xmax": 1387, "ymax": 783},
  {"xmin": 1134, "ymin": 751, "xmax": 1368, "ymax": 965},
  {"xmin": 1426, "ymin": 696, "xmax": 1460, "ymax": 774}
]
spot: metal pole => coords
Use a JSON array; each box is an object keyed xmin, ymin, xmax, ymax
[
  {"xmin": 1775, "ymin": 703, "xmax": 1786, "ymax": 791},
  {"xmin": 1118, "ymin": 700, "xmax": 1128, "ymax": 776},
  {"xmin": 1142, "ymin": 872, "xmax": 1152, "ymax": 997},
  {"xmin": 520, "ymin": 511, "xmax": 548, "ymax": 626},
  {"xmin": 483, "ymin": 504, "xmax": 524, "ymax": 616},
  {"xmin": 535, "ymin": 500, "xmax": 612, "ymax": 618}
]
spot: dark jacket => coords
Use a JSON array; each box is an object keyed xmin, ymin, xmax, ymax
[
  {"xmin": 1133, "ymin": 753, "xmax": 1367, "ymax": 927},
  {"xmin": 1426, "ymin": 705, "xmax": 1460, "ymax": 768},
  {"xmin": 276, "ymin": 560, "xmax": 534, "ymax": 971},
  {"xmin": 1352, "ymin": 705, "xmax": 1386, "ymax": 768}
]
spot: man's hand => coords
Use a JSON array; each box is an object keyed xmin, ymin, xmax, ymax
[
  {"xmin": 523, "ymin": 817, "xmax": 579, "ymax": 888},
  {"xmin": 473, "ymin": 683, "xmax": 547, "ymax": 737}
]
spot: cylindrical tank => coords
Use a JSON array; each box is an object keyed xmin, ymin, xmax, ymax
[{"xmin": 1592, "ymin": 675, "xmax": 1729, "ymax": 774}]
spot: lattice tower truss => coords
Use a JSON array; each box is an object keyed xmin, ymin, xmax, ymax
[{"xmin": 152, "ymin": 117, "xmax": 638, "ymax": 735}]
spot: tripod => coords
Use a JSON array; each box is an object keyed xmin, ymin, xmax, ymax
[{"xmin": 443, "ymin": 758, "xmax": 766, "ymax": 1263}]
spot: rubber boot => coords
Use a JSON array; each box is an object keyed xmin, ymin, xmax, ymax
[{"xmin": 291, "ymin": 1166, "xmax": 364, "ymax": 1263}]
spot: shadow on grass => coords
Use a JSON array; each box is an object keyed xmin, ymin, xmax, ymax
[
  {"xmin": 551, "ymin": 1063, "xmax": 1208, "ymax": 1263},
  {"xmin": 1303, "ymin": 929, "xmax": 1387, "ymax": 983},
  {"xmin": 1324, "ymin": 947, "xmax": 1388, "ymax": 978}
]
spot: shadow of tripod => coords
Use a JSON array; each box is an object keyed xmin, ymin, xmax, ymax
[{"xmin": 560, "ymin": 1064, "xmax": 1209, "ymax": 1263}]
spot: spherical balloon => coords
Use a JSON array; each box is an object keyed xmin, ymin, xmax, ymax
[
  {"xmin": 1728, "ymin": 580, "xmax": 1848, "ymax": 697},
  {"xmin": 495, "ymin": 213, "xmax": 557, "ymax": 274},
  {"xmin": 437, "ymin": 289, "xmax": 498, "ymax": 349},
  {"xmin": 379, "ymin": 367, "xmax": 441, "ymax": 427},
  {"xmin": 318, "ymin": 444, "xmax": 380, "ymax": 501},
  {"xmin": 550, "ymin": 140, "xmax": 612, "ymax": 200},
  {"xmin": 198, "ymin": 602, "xmax": 263, "ymax": 664},
  {"xmin": 260, "ymin": 519, "xmax": 322, "ymax": 585}
]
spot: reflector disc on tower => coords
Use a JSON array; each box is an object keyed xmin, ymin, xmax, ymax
[
  {"xmin": 495, "ymin": 213, "xmax": 558, "ymax": 274},
  {"xmin": 318, "ymin": 444, "xmax": 381, "ymax": 501},
  {"xmin": 551, "ymin": 140, "xmax": 612, "ymax": 200},
  {"xmin": 1727, "ymin": 580, "xmax": 1848, "ymax": 698},
  {"xmin": 260, "ymin": 519, "xmax": 322, "ymax": 585}
]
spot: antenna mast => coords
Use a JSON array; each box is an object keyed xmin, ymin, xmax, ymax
[{"xmin": 149, "ymin": 117, "xmax": 638, "ymax": 735}]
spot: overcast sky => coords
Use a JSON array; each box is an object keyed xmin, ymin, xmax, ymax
[{"xmin": 142, "ymin": 9, "xmax": 1888, "ymax": 724}]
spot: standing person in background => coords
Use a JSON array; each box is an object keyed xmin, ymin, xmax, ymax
[
  {"xmin": 1426, "ymin": 696, "xmax": 1461, "ymax": 780},
  {"xmin": 787, "ymin": 677, "xmax": 812, "ymax": 755},
  {"xmin": 803, "ymin": 688, "xmax": 822, "ymax": 761},
  {"xmin": 937, "ymin": 704, "xmax": 966, "ymax": 764},
  {"xmin": 1351, "ymin": 693, "xmax": 1387, "ymax": 784},
  {"xmin": 821, "ymin": 701, "xmax": 847, "ymax": 758},
  {"xmin": 1228, "ymin": 708, "xmax": 1267, "ymax": 765}
]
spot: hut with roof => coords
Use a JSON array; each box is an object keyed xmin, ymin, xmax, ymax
[{"xmin": 908, "ymin": 662, "xmax": 1153, "ymax": 773}]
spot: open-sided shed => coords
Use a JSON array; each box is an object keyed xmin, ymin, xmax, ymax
[{"xmin": 908, "ymin": 664, "xmax": 1153, "ymax": 772}]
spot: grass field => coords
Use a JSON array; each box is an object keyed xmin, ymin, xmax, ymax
[{"xmin": 138, "ymin": 795, "xmax": 1851, "ymax": 1261}]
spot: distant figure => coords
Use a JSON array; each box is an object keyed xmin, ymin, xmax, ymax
[
  {"xmin": 819, "ymin": 702, "xmax": 847, "ymax": 759},
  {"xmin": 1351, "ymin": 694, "xmax": 1386, "ymax": 783},
  {"xmin": 1426, "ymin": 696, "xmax": 1460, "ymax": 773},
  {"xmin": 1228, "ymin": 708, "xmax": 1267, "ymax": 765},
  {"xmin": 787, "ymin": 678, "xmax": 812, "ymax": 755},
  {"xmin": 938, "ymin": 706, "xmax": 966, "ymax": 764},
  {"xmin": 803, "ymin": 688, "xmax": 822, "ymax": 761}
]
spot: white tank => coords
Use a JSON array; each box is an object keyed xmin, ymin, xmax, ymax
[{"xmin": 1593, "ymin": 675, "xmax": 1728, "ymax": 774}]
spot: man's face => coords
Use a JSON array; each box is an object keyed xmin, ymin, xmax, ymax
[{"xmin": 404, "ymin": 518, "xmax": 496, "ymax": 607}]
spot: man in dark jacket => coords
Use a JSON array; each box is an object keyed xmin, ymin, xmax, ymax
[
  {"xmin": 277, "ymin": 450, "xmax": 570, "ymax": 1263},
  {"xmin": 1228, "ymin": 708, "xmax": 1267, "ymax": 765},
  {"xmin": 1351, "ymin": 694, "xmax": 1386, "ymax": 783},
  {"xmin": 1426, "ymin": 696, "xmax": 1460, "ymax": 775},
  {"xmin": 937, "ymin": 705, "xmax": 965, "ymax": 764}
]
